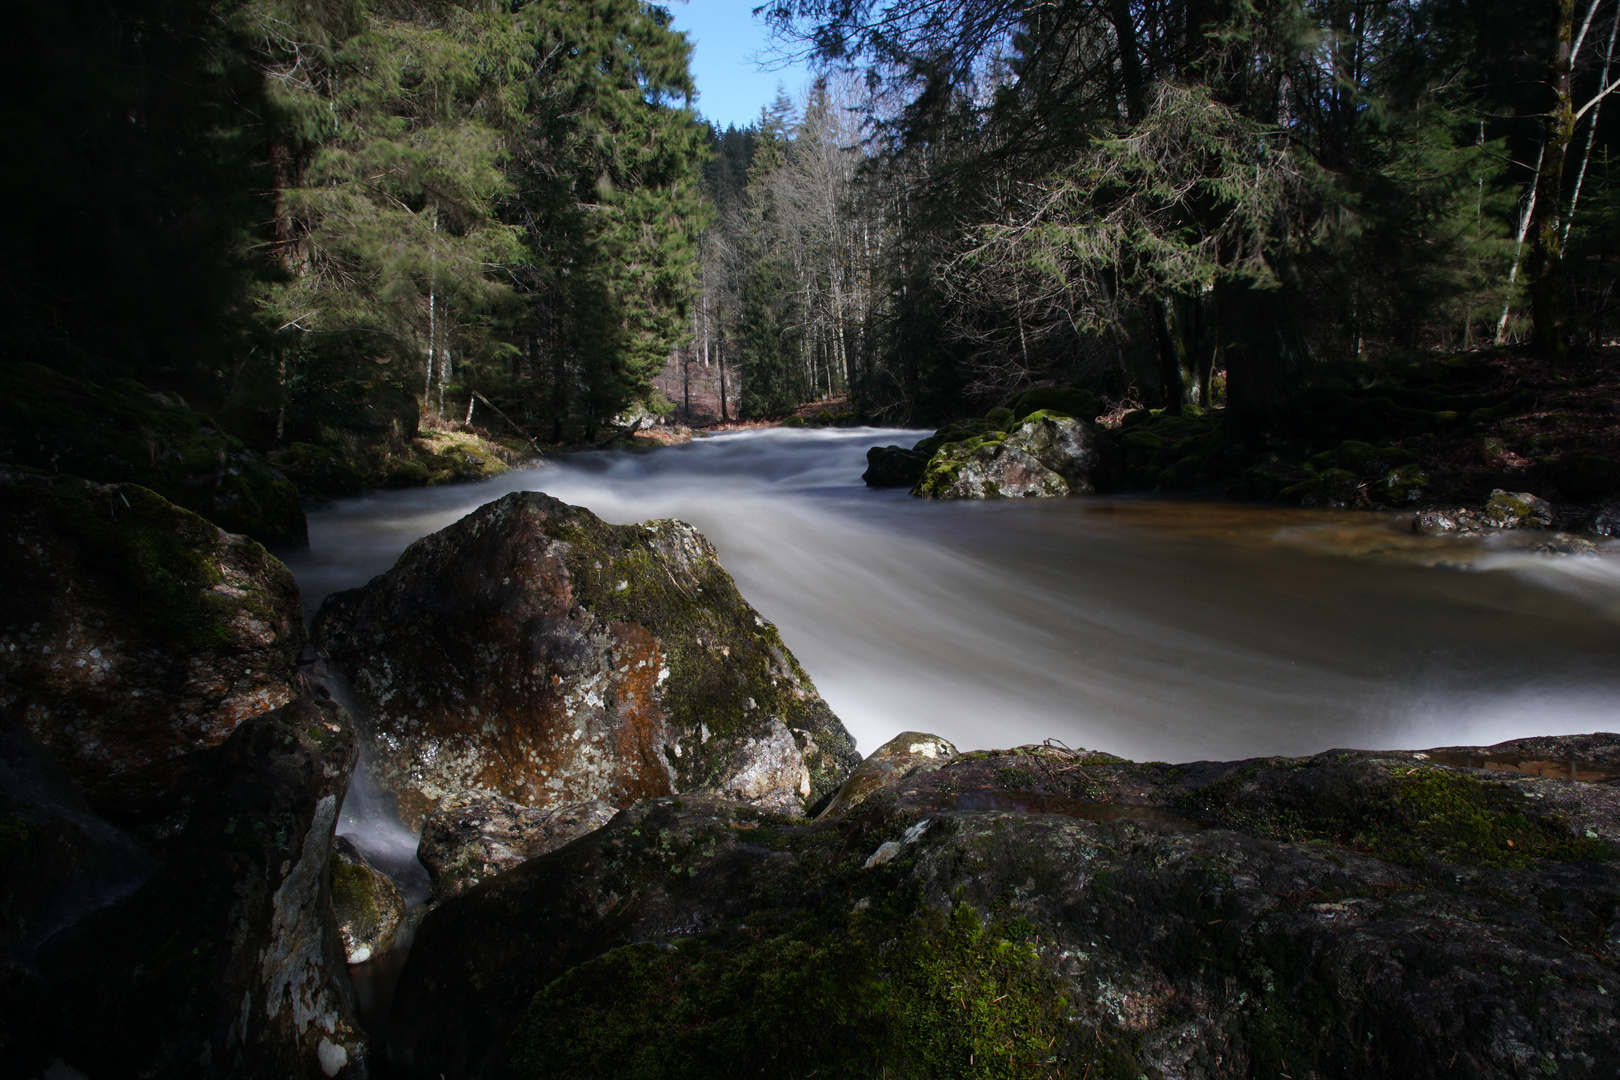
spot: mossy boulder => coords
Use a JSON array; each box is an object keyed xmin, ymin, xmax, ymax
[
  {"xmin": 311, "ymin": 491, "xmax": 860, "ymax": 830},
  {"xmin": 14, "ymin": 697, "xmax": 369, "ymax": 1079},
  {"xmin": 910, "ymin": 417, "xmax": 1003, "ymax": 460},
  {"xmin": 417, "ymin": 790, "xmax": 617, "ymax": 903},
  {"xmin": 0, "ymin": 470, "xmax": 306, "ymax": 838},
  {"xmin": 913, "ymin": 414, "xmax": 1111, "ymax": 500},
  {"xmin": 1483, "ymin": 488, "xmax": 1553, "ymax": 529},
  {"xmin": 385, "ymin": 732, "xmax": 1620, "ymax": 1080},
  {"xmin": 270, "ymin": 442, "xmax": 364, "ymax": 504},
  {"xmin": 0, "ymin": 362, "xmax": 306, "ymax": 546},
  {"xmin": 330, "ymin": 834, "xmax": 405, "ymax": 964},
  {"xmin": 1281, "ymin": 466, "xmax": 1361, "ymax": 507},
  {"xmin": 1009, "ymin": 387, "xmax": 1104, "ymax": 424}
]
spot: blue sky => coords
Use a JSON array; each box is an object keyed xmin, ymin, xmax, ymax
[{"xmin": 665, "ymin": 1, "xmax": 815, "ymax": 130}]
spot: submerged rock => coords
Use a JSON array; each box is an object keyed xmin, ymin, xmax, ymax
[
  {"xmin": 0, "ymin": 470, "xmax": 307, "ymax": 839},
  {"xmin": 418, "ymin": 791, "xmax": 617, "ymax": 902},
  {"xmin": 387, "ymin": 731, "xmax": 1620, "ymax": 1080},
  {"xmin": 331, "ymin": 834, "xmax": 406, "ymax": 964},
  {"xmin": 861, "ymin": 444, "xmax": 929, "ymax": 488},
  {"xmin": 914, "ymin": 413, "xmax": 1109, "ymax": 499},
  {"xmin": 14, "ymin": 697, "xmax": 369, "ymax": 1079},
  {"xmin": 311, "ymin": 491, "xmax": 859, "ymax": 830}
]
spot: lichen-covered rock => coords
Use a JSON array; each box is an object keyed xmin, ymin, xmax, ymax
[
  {"xmin": 311, "ymin": 491, "xmax": 859, "ymax": 830},
  {"xmin": 0, "ymin": 362, "xmax": 306, "ymax": 546},
  {"xmin": 331, "ymin": 834, "xmax": 405, "ymax": 964},
  {"xmin": 387, "ymin": 733, "xmax": 1620, "ymax": 1080},
  {"xmin": 15, "ymin": 697, "xmax": 369, "ymax": 1079},
  {"xmin": 0, "ymin": 470, "xmax": 307, "ymax": 839},
  {"xmin": 1483, "ymin": 488, "xmax": 1553, "ymax": 529},
  {"xmin": 418, "ymin": 791, "xmax": 617, "ymax": 902},
  {"xmin": 913, "ymin": 413, "xmax": 1108, "ymax": 499},
  {"xmin": 817, "ymin": 730, "xmax": 957, "ymax": 819},
  {"xmin": 861, "ymin": 444, "xmax": 929, "ymax": 488}
]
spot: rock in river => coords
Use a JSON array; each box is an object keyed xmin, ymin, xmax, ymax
[
  {"xmin": 331, "ymin": 834, "xmax": 406, "ymax": 964},
  {"xmin": 0, "ymin": 470, "xmax": 307, "ymax": 840},
  {"xmin": 914, "ymin": 412, "xmax": 1111, "ymax": 499},
  {"xmin": 417, "ymin": 790, "xmax": 617, "ymax": 902},
  {"xmin": 311, "ymin": 491, "xmax": 859, "ymax": 830},
  {"xmin": 386, "ymin": 732, "xmax": 1620, "ymax": 1079}
]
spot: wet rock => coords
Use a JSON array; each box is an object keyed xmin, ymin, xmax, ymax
[
  {"xmin": 1593, "ymin": 501, "xmax": 1620, "ymax": 537},
  {"xmin": 418, "ymin": 791, "xmax": 617, "ymax": 902},
  {"xmin": 0, "ymin": 708, "xmax": 155, "ymax": 970},
  {"xmin": 388, "ymin": 733, "xmax": 1620, "ymax": 1080},
  {"xmin": 0, "ymin": 471, "xmax": 307, "ymax": 840},
  {"xmin": 1483, "ymin": 488, "xmax": 1553, "ymax": 529},
  {"xmin": 1413, "ymin": 505, "xmax": 1485, "ymax": 535},
  {"xmin": 16, "ymin": 697, "xmax": 369, "ymax": 1079},
  {"xmin": 311, "ymin": 491, "xmax": 859, "ymax": 830},
  {"xmin": 914, "ymin": 413, "xmax": 1109, "ymax": 499},
  {"xmin": 331, "ymin": 834, "xmax": 405, "ymax": 964},
  {"xmin": 861, "ymin": 444, "xmax": 928, "ymax": 488},
  {"xmin": 0, "ymin": 362, "xmax": 306, "ymax": 546},
  {"xmin": 817, "ymin": 730, "xmax": 957, "ymax": 819}
]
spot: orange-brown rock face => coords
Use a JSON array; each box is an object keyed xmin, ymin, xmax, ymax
[
  {"xmin": 0, "ymin": 471, "xmax": 305, "ymax": 836},
  {"xmin": 311, "ymin": 491, "xmax": 859, "ymax": 830}
]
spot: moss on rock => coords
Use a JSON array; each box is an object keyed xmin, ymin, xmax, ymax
[{"xmin": 0, "ymin": 363, "xmax": 305, "ymax": 546}]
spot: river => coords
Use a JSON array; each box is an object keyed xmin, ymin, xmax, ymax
[{"xmin": 285, "ymin": 426, "xmax": 1620, "ymax": 764}]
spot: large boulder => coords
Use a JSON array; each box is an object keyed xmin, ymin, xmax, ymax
[
  {"xmin": 914, "ymin": 412, "xmax": 1110, "ymax": 499},
  {"xmin": 0, "ymin": 470, "xmax": 306, "ymax": 840},
  {"xmin": 417, "ymin": 791, "xmax": 617, "ymax": 902},
  {"xmin": 311, "ymin": 491, "xmax": 859, "ymax": 830},
  {"xmin": 0, "ymin": 362, "xmax": 306, "ymax": 546},
  {"xmin": 386, "ymin": 732, "xmax": 1620, "ymax": 1080},
  {"xmin": 15, "ymin": 697, "xmax": 370, "ymax": 1079}
]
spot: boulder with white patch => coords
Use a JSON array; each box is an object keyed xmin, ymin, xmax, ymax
[{"xmin": 311, "ymin": 491, "xmax": 859, "ymax": 829}]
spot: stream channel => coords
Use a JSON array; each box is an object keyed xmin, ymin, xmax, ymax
[{"xmin": 281, "ymin": 426, "xmax": 1620, "ymax": 1028}]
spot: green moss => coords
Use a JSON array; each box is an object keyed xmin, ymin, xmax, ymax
[
  {"xmin": 5, "ymin": 475, "xmax": 254, "ymax": 649},
  {"xmin": 995, "ymin": 767, "xmax": 1036, "ymax": 789},
  {"xmin": 1180, "ymin": 761, "xmax": 1612, "ymax": 871},
  {"xmin": 506, "ymin": 900, "xmax": 1105, "ymax": 1080},
  {"xmin": 0, "ymin": 363, "xmax": 305, "ymax": 546},
  {"xmin": 1010, "ymin": 387, "xmax": 1103, "ymax": 425},
  {"xmin": 329, "ymin": 855, "xmax": 379, "ymax": 928}
]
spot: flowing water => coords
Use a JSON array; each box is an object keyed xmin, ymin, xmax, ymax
[
  {"xmin": 284, "ymin": 426, "xmax": 1620, "ymax": 1033},
  {"xmin": 286, "ymin": 426, "xmax": 1620, "ymax": 765}
]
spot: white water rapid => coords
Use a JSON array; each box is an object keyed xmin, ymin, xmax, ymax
[{"xmin": 284, "ymin": 426, "xmax": 1620, "ymax": 765}]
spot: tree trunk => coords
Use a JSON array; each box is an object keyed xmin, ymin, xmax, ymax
[
  {"xmin": 1530, "ymin": 0, "xmax": 1576, "ymax": 362},
  {"xmin": 1150, "ymin": 296, "xmax": 1187, "ymax": 415}
]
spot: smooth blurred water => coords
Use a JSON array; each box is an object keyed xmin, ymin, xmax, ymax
[{"xmin": 283, "ymin": 427, "xmax": 1620, "ymax": 762}]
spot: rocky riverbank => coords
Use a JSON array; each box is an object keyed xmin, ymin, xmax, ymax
[
  {"xmin": 5, "ymin": 471, "xmax": 1619, "ymax": 1079},
  {"xmin": 863, "ymin": 349, "xmax": 1620, "ymax": 543}
]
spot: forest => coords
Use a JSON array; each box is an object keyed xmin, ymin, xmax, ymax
[{"xmin": 4, "ymin": 0, "xmax": 1620, "ymax": 506}]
